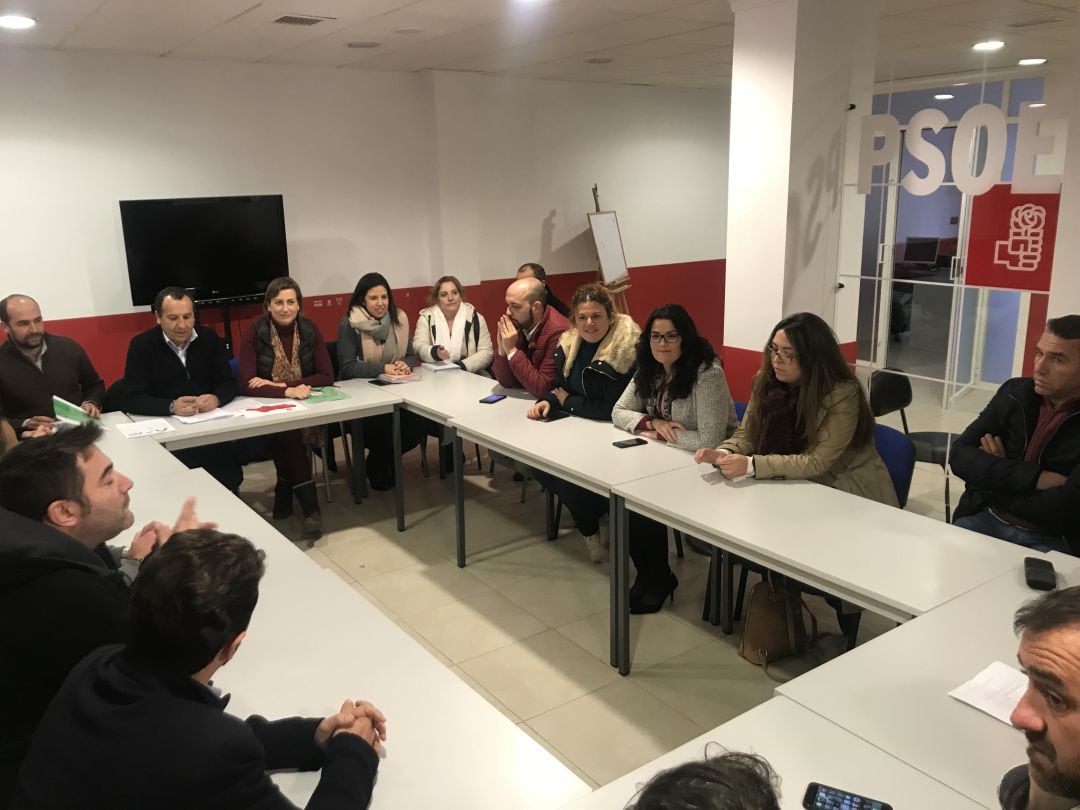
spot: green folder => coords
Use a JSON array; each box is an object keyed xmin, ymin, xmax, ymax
[
  {"xmin": 306, "ymin": 386, "xmax": 350, "ymax": 404},
  {"xmin": 53, "ymin": 395, "xmax": 93, "ymax": 425}
]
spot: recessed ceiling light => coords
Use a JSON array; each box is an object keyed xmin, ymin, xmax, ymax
[
  {"xmin": 1019, "ymin": 57, "xmax": 1047, "ymax": 66},
  {"xmin": 934, "ymin": 94, "xmax": 954, "ymax": 100},
  {"xmin": 584, "ymin": 57, "xmax": 613, "ymax": 64},
  {"xmin": 394, "ymin": 27, "xmax": 422, "ymax": 35},
  {"xmin": 0, "ymin": 14, "xmax": 35, "ymax": 30},
  {"xmin": 953, "ymin": 82, "xmax": 969, "ymax": 86},
  {"xmin": 1029, "ymin": 102, "xmax": 1047, "ymax": 108},
  {"xmin": 973, "ymin": 40, "xmax": 1005, "ymax": 51},
  {"xmin": 345, "ymin": 40, "xmax": 381, "ymax": 49}
]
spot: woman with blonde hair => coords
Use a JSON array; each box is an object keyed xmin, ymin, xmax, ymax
[{"xmin": 412, "ymin": 275, "xmax": 493, "ymax": 374}]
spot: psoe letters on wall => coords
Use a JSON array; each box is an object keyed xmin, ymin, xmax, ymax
[{"xmin": 857, "ymin": 104, "xmax": 1063, "ymax": 197}]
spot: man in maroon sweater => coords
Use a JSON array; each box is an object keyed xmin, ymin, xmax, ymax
[{"xmin": 491, "ymin": 278, "xmax": 568, "ymax": 400}]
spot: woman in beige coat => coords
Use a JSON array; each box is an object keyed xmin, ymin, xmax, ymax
[{"xmin": 695, "ymin": 312, "xmax": 897, "ymax": 507}]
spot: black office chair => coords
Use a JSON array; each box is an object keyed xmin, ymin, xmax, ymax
[{"xmin": 869, "ymin": 368, "xmax": 953, "ymax": 522}]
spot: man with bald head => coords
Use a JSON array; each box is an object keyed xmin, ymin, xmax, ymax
[
  {"xmin": 0, "ymin": 294, "xmax": 104, "ymax": 437},
  {"xmin": 516, "ymin": 262, "xmax": 570, "ymax": 318},
  {"xmin": 491, "ymin": 277, "xmax": 569, "ymax": 399}
]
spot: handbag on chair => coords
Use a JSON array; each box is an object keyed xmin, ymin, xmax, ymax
[{"xmin": 738, "ymin": 573, "xmax": 818, "ymax": 678}]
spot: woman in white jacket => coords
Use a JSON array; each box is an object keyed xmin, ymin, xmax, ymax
[{"xmin": 412, "ymin": 276, "xmax": 493, "ymax": 375}]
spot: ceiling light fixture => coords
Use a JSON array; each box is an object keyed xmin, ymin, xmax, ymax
[
  {"xmin": 934, "ymin": 94, "xmax": 954, "ymax": 100},
  {"xmin": 394, "ymin": 27, "xmax": 423, "ymax": 35},
  {"xmin": 972, "ymin": 40, "xmax": 1005, "ymax": 51},
  {"xmin": 1018, "ymin": 57, "xmax": 1048, "ymax": 66},
  {"xmin": 584, "ymin": 57, "xmax": 613, "ymax": 64},
  {"xmin": 953, "ymin": 82, "xmax": 969, "ymax": 86},
  {"xmin": 346, "ymin": 40, "xmax": 381, "ymax": 49},
  {"xmin": 0, "ymin": 14, "xmax": 35, "ymax": 30},
  {"xmin": 1029, "ymin": 102, "xmax": 1047, "ymax": 108}
]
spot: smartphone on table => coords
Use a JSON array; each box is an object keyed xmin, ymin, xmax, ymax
[
  {"xmin": 479, "ymin": 394, "xmax": 506, "ymax": 404},
  {"xmin": 612, "ymin": 437, "xmax": 647, "ymax": 449},
  {"xmin": 803, "ymin": 782, "xmax": 892, "ymax": 810}
]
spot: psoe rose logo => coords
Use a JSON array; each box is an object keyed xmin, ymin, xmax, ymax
[{"xmin": 994, "ymin": 203, "xmax": 1047, "ymax": 272}]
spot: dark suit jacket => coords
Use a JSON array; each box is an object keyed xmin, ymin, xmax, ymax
[
  {"xmin": 110, "ymin": 325, "xmax": 237, "ymax": 416},
  {"xmin": 0, "ymin": 510, "xmax": 130, "ymax": 807},
  {"xmin": 12, "ymin": 646, "xmax": 379, "ymax": 810},
  {"xmin": 0, "ymin": 334, "xmax": 104, "ymax": 431}
]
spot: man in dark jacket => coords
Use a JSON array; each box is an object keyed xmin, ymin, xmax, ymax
[
  {"xmin": 491, "ymin": 277, "xmax": 568, "ymax": 399},
  {"xmin": 0, "ymin": 294, "xmax": 105, "ymax": 437},
  {"xmin": 999, "ymin": 586, "xmax": 1080, "ymax": 810},
  {"xmin": 109, "ymin": 286, "xmax": 242, "ymax": 491},
  {"xmin": 12, "ymin": 529, "xmax": 386, "ymax": 810},
  {"xmin": 0, "ymin": 423, "xmax": 208, "ymax": 805},
  {"xmin": 516, "ymin": 262, "xmax": 570, "ymax": 318},
  {"xmin": 950, "ymin": 314, "xmax": 1080, "ymax": 554}
]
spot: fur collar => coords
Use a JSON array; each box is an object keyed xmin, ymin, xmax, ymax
[{"xmin": 559, "ymin": 313, "xmax": 640, "ymax": 376}]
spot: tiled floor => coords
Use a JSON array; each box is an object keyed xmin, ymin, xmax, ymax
[{"xmin": 236, "ymin": 438, "xmax": 906, "ymax": 789}]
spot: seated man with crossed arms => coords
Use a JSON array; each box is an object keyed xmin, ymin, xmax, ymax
[{"xmin": 12, "ymin": 528, "xmax": 386, "ymax": 810}]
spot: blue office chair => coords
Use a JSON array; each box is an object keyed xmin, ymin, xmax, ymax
[
  {"xmin": 228, "ymin": 357, "xmax": 239, "ymax": 380},
  {"xmin": 734, "ymin": 400, "xmax": 747, "ymax": 422},
  {"xmin": 873, "ymin": 423, "xmax": 915, "ymax": 508}
]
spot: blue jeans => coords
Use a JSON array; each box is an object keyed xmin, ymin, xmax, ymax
[{"xmin": 954, "ymin": 509, "xmax": 1070, "ymax": 554}]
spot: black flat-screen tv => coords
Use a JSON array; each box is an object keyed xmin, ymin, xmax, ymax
[
  {"xmin": 902, "ymin": 236, "xmax": 938, "ymax": 265},
  {"xmin": 120, "ymin": 194, "xmax": 288, "ymax": 306}
]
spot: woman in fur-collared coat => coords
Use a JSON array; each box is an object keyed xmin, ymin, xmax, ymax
[{"xmin": 527, "ymin": 284, "xmax": 641, "ymax": 563}]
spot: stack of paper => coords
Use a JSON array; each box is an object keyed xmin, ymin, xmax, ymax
[
  {"xmin": 115, "ymin": 419, "xmax": 175, "ymax": 439},
  {"xmin": 421, "ymin": 361, "xmax": 460, "ymax": 372},
  {"xmin": 377, "ymin": 373, "xmax": 419, "ymax": 384}
]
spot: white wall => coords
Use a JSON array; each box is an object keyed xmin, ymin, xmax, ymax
[{"xmin": 0, "ymin": 48, "xmax": 729, "ymax": 320}]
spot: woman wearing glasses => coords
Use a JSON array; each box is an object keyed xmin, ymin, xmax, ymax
[
  {"xmin": 527, "ymin": 284, "xmax": 641, "ymax": 562},
  {"xmin": 612, "ymin": 304, "xmax": 739, "ymax": 612},
  {"xmin": 695, "ymin": 311, "xmax": 895, "ymax": 505}
]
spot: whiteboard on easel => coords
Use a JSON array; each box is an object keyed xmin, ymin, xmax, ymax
[{"xmin": 588, "ymin": 211, "xmax": 629, "ymax": 285}]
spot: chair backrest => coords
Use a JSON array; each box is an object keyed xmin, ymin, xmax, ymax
[
  {"xmin": 326, "ymin": 340, "xmax": 341, "ymax": 381},
  {"xmin": 228, "ymin": 357, "xmax": 239, "ymax": 380},
  {"xmin": 868, "ymin": 369, "xmax": 912, "ymax": 419},
  {"xmin": 734, "ymin": 400, "xmax": 747, "ymax": 422},
  {"xmin": 873, "ymin": 424, "xmax": 915, "ymax": 508}
]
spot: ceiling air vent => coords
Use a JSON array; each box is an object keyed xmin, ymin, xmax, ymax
[
  {"xmin": 274, "ymin": 14, "xmax": 331, "ymax": 26},
  {"xmin": 1006, "ymin": 16, "xmax": 1066, "ymax": 28}
]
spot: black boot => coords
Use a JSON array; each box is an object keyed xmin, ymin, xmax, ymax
[
  {"xmin": 293, "ymin": 481, "xmax": 323, "ymax": 543},
  {"xmin": 273, "ymin": 478, "xmax": 294, "ymax": 519}
]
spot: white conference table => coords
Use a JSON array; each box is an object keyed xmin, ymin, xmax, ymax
[
  {"xmin": 610, "ymin": 464, "xmax": 1031, "ymax": 674},
  {"xmin": 379, "ymin": 366, "xmax": 531, "ymax": 533},
  {"xmin": 95, "ymin": 411, "xmax": 189, "ymax": 478},
  {"xmin": 125, "ymin": 379, "xmax": 402, "ymax": 515},
  {"xmin": 123, "ymin": 466, "xmax": 593, "ymax": 810},
  {"xmin": 559, "ymin": 697, "xmax": 982, "ymax": 810},
  {"xmin": 449, "ymin": 396, "xmax": 700, "ymax": 560},
  {"xmin": 775, "ymin": 558, "xmax": 1077, "ymax": 809}
]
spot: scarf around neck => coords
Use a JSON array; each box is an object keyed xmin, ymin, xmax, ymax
[{"xmin": 433, "ymin": 304, "xmax": 467, "ymax": 362}]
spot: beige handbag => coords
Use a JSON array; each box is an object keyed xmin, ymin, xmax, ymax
[{"xmin": 738, "ymin": 574, "xmax": 818, "ymax": 679}]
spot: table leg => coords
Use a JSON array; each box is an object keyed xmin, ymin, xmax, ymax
[
  {"xmin": 615, "ymin": 495, "xmax": 631, "ymax": 676},
  {"xmin": 721, "ymin": 549, "xmax": 733, "ymax": 635},
  {"xmin": 351, "ymin": 419, "xmax": 367, "ymax": 503},
  {"xmin": 545, "ymin": 489, "xmax": 557, "ymax": 541},
  {"xmin": 393, "ymin": 405, "xmax": 405, "ymax": 532},
  {"xmin": 453, "ymin": 428, "xmax": 466, "ymax": 568},
  {"xmin": 707, "ymin": 547, "xmax": 721, "ymax": 627},
  {"xmin": 609, "ymin": 492, "xmax": 619, "ymax": 668}
]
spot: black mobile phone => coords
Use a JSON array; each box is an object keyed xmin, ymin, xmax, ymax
[
  {"xmin": 542, "ymin": 410, "xmax": 571, "ymax": 423},
  {"xmin": 479, "ymin": 394, "xmax": 507, "ymax": 404},
  {"xmin": 612, "ymin": 437, "xmax": 647, "ymax": 449},
  {"xmin": 369, "ymin": 379, "xmax": 393, "ymax": 387},
  {"xmin": 1025, "ymin": 556, "xmax": 1057, "ymax": 591},
  {"xmin": 803, "ymin": 782, "xmax": 892, "ymax": 810}
]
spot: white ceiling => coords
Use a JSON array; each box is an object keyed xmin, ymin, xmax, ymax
[{"xmin": 0, "ymin": 0, "xmax": 1075, "ymax": 90}]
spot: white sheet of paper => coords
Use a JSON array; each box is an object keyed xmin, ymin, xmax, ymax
[
  {"xmin": 948, "ymin": 661, "xmax": 1028, "ymax": 725},
  {"xmin": 115, "ymin": 419, "xmax": 176, "ymax": 439},
  {"xmin": 173, "ymin": 408, "xmax": 239, "ymax": 424},
  {"xmin": 421, "ymin": 361, "xmax": 459, "ymax": 372}
]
